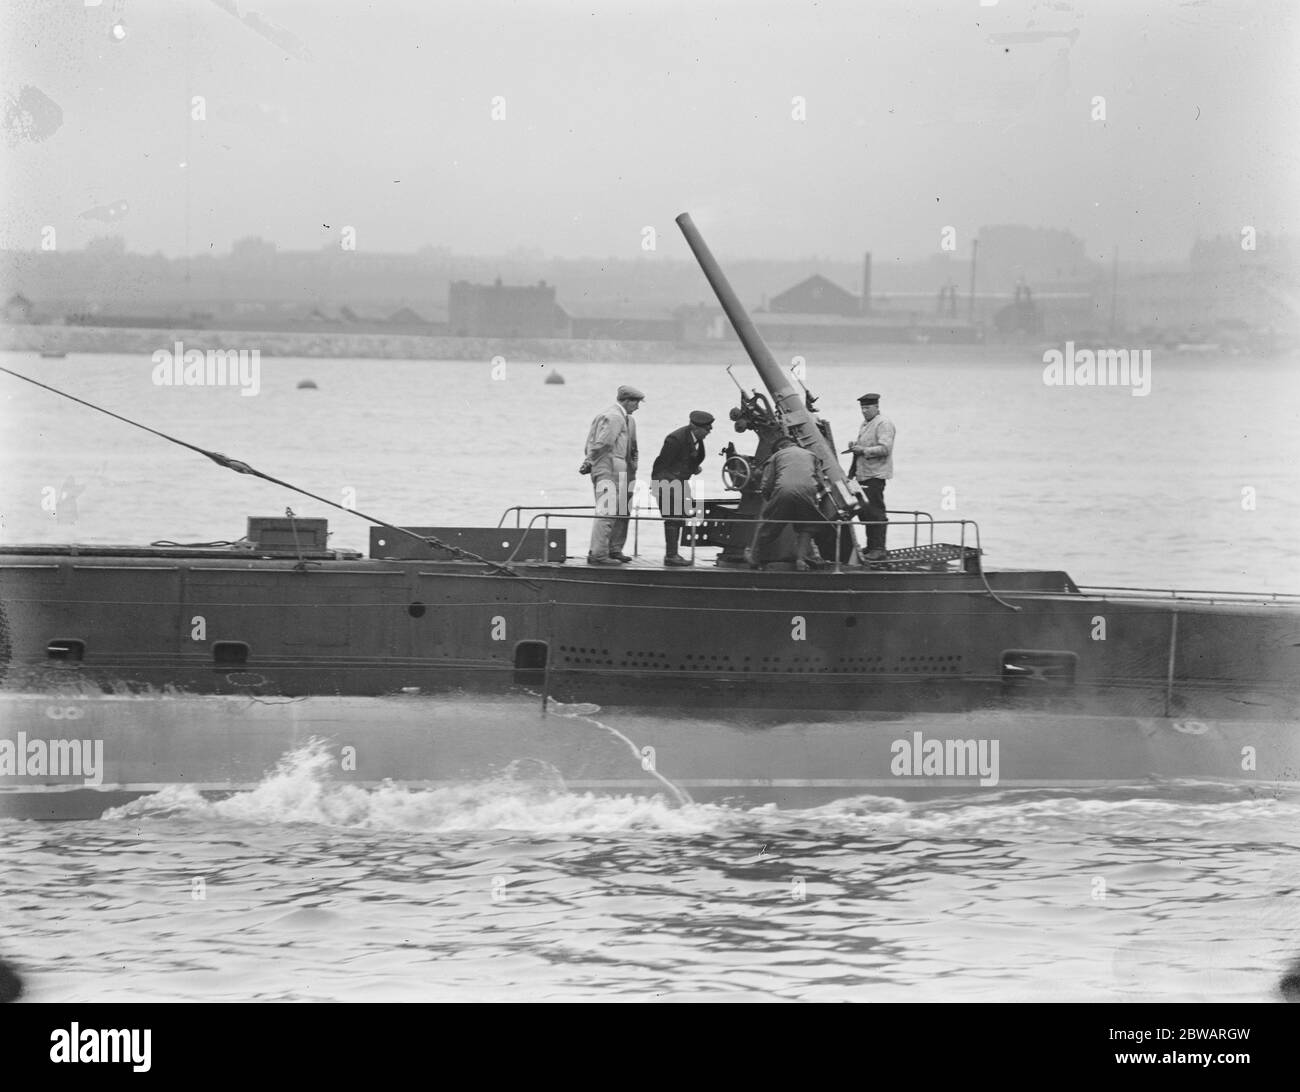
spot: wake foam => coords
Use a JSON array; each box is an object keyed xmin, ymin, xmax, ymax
[
  {"xmin": 100, "ymin": 739, "xmax": 721, "ymax": 833},
  {"xmin": 802, "ymin": 786, "xmax": 1300, "ymax": 838},
  {"xmin": 97, "ymin": 739, "xmax": 1300, "ymax": 836}
]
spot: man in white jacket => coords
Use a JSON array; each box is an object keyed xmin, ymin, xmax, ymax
[
  {"xmin": 581, "ymin": 385, "xmax": 644, "ymax": 564},
  {"xmin": 846, "ymin": 392, "xmax": 895, "ymax": 561}
]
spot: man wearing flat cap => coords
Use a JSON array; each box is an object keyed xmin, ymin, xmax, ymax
[
  {"xmin": 847, "ymin": 393, "xmax": 895, "ymax": 560},
  {"xmin": 582, "ymin": 385, "xmax": 644, "ymax": 564},
  {"xmin": 651, "ymin": 410, "xmax": 714, "ymax": 566}
]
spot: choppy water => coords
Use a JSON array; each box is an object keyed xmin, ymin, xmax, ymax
[
  {"xmin": 1, "ymin": 349, "xmax": 1298, "ymax": 1001},
  {"xmin": 2, "ymin": 741, "xmax": 1297, "ymax": 1002}
]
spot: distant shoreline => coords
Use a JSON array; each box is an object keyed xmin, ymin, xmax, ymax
[
  {"xmin": 0, "ymin": 322, "xmax": 1022, "ymax": 364},
  {"xmin": 0, "ymin": 322, "xmax": 705, "ymax": 364},
  {"xmin": 0, "ymin": 323, "xmax": 1275, "ymax": 367}
]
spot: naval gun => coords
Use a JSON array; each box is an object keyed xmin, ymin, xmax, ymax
[{"xmin": 676, "ymin": 212, "xmax": 867, "ymax": 564}]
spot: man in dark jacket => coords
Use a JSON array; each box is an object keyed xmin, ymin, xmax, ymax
[
  {"xmin": 651, "ymin": 410, "xmax": 713, "ymax": 566},
  {"xmin": 747, "ymin": 437, "xmax": 825, "ymax": 571}
]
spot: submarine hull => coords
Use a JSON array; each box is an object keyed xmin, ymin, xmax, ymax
[{"xmin": 2, "ymin": 549, "xmax": 1297, "ymax": 818}]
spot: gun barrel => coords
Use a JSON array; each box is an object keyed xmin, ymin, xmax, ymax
[
  {"xmin": 675, "ymin": 214, "xmax": 794, "ymax": 409},
  {"xmin": 676, "ymin": 212, "xmax": 864, "ymax": 514}
]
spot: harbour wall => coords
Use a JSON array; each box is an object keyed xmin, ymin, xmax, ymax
[
  {"xmin": 0, "ymin": 323, "xmax": 1032, "ymax": 365},
  {"xmin": 0, "ymin": 323, "xmax": 707, "ymax": 363}
]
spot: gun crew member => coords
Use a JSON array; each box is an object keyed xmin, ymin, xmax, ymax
[
  {"xmin": 651, "ymin": 410, "xmax": 714, "ymax": 566},
  {"xmin": 847, "ymin": 392, "xmax": 895, "ymax": 561},
  {"xmin": 747, "ymin": 436, "xmax": 826, "ymax": 571}
]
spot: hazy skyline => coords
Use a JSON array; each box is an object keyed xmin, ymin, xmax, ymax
[{"xmin": 2, "ymin": 0, "xmax": 1297, "ymax": 264}]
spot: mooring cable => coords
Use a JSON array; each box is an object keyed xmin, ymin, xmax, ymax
[{"xmin": 0, "ymin": 365, "xmax": 534, "ymax": 582}]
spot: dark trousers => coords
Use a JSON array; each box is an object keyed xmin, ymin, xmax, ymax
[
  {"xmin": 859, "ymin": 478, "xmax": 887, "ymax": 549},
  {"xmin": 664, "ymin": 519, "xmax": 684, "ymax": 555},
  {"xmin": 751, "ymin": 493, "xmax": 823, "ymax": 560},
  {"xmin": 654, "ymin": 479, "xmax": 692, "ymax": 556}
]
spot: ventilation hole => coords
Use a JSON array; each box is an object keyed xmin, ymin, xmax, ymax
[
  {"xmin": 408, "ymin": 602, "xmax": 427, "ymax": 618},
  {"xmin": 213, "ymin": 641, "xmax": 249, "ymax": 666},
  {"xmin": 46, "ymin": 638, "xmax": 85, "ymax": 662},
  {"xmin": 1002, "ymin": 650, "xmax": 1077, "ymax": 689},
  {"xmin": 513, "ymin": 641, "xmax": 548, "ymax": 683}
]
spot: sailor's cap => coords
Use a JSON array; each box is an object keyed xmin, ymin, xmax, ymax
[
  {"xmin": 857, "ymin": 392, "xmax": 881, "ymax": 405},
  {"xmin": 617, "ymin": 385, "xmax": 646, "ymax": 401},
  {"xmin": 689, "ymin": 410, "xmax": 714, "ymax": 427}
]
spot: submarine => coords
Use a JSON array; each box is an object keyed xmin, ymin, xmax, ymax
[{"xmin": 1, "ymin": 214, "xmax": 1297, "ymax": 818}]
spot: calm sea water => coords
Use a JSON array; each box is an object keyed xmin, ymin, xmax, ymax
[{"xmin": 1, "ymin": 348, "xmax": 1297, "ymax": 1002}]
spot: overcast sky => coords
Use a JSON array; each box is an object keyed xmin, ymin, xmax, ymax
[{"xmin": 2, "ymin": 0, "xmax": 1296, "ymax": 263}]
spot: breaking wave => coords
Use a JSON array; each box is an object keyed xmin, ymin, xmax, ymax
[
  {"xmin": 96, "ymin": 738, "xmax": 1300, "ymax": 841},
  {"xmin": 100, "ymin": 739, "xmax": 724, "ymax": 833}
]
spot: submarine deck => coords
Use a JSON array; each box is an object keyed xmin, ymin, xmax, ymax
[{"xmin": 2, "ymin": 541, "xmax": 1297, "ymax": 611}]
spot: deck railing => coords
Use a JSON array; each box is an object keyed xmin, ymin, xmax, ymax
[
  {"xmin": 496, "ymin": 502, "xmax": 981, "ymax": 574},
  {"xmin": 487, "ymin": 506, "xmax": 1300, "ymax": 609}
]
